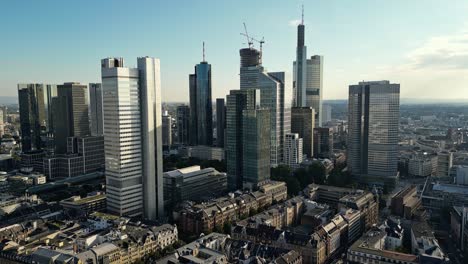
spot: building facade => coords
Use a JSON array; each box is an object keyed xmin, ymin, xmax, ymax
[
  {"xmin": 89, "ymin": 83, "xmax": 103, "ymax": 136},
  {"xmin": 226, "ymin": 89, "xmax": 259, "ymax": 191},
  {"xmin": 189, "ymin": 60, "xmax": 213, "ymax": 146},
  {"xmin": 242, "ymin": 108, "xmax": 271, "ymax": 190},
  {"xmin": 216, "ymin": 98, "xmax": 226, "ymax": 148},
  {"xmin": 54, "ymin": 82, "xmax": 90, "ymax": 154},
  {"xmin": 18, "ymin": 84, "xmax": 47, "ymax": 152},
  {"xmin": 284, "ymin": 133, "xmax": 303, "ymax": 169},
  {"xmin": 176, "ymin": 105, "xmax": 190, "ymax": 145},
  {"xmin": 163, "ymin": 166, "xmax": 227, "ymax": 207},
  {"xmin": 101, "ymin": 57, "xmax": 163, "ymax": 219},
  {"xmin": 162, "ymin": 112, "xmax": 172, "ymax": 147},
  {"xmin": 240, "ymin": 47, "xmax": 289, "ymax": 167},
  {"xmin": 313, "ymin": 127, "xmax": 333, "ymax": 158},
  {"xmin": 347, "ymin": 81, "xmax": 400, "ymax": 186},
  {"xmin": 291, "ymin": 107, "xmax": 315, "ymax": 159},
  {"xmin": 292, "ymin": 17, "xmax": 324, "ymax": 127}
]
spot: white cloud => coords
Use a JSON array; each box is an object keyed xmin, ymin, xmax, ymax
[
  {"xmin": 405, "ymin": 29, "xmax": 468, "ymax": 71},
  {"xmin": 288, "ymin": 19, "xmax": 301, "ymax": 27}
]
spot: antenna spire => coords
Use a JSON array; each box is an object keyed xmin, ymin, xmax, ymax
[
  {"xmin": 202, "ymin": 41, "xmax": 206, "ymax": 62},
  {"xmin": 301, "ymin": 4, "xmax": 304, "ymax": 25}
]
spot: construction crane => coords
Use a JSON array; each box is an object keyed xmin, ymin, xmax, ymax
[
  {"xmin": 240, "ymin": 23, "xmax": 265, "ymax": 52},
  {"xmin": 241, "ymin": 22, "xmax": 253, "ymax": 49}
]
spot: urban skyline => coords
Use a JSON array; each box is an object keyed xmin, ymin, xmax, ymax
[
  {"xmin": 2, "ymin": 2, "xmax": 468, "ymax": 263},
  {"xmin": 2, "ymin": 0, "xmax": 468, "ymax": 102}
]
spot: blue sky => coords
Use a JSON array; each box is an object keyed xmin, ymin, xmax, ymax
[{"xmin": 2, "ymin": 0, "xmax": 468, "ymax": 101}]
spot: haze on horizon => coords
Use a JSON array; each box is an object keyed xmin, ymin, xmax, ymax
[{"xmin": 1, "ymin": 0, "xmax": 468, "ymax": 102}]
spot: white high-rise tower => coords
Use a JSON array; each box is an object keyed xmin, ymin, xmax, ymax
[{"xmin": 101, "ymin": 57, "xmax": 163, "ymax": 220}]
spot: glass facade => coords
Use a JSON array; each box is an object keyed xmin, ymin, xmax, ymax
[
  {"xmin": 18, "ymin": 83, "xmax": 47, "ymax": 152},
  {"xmin": 348, "ymin": 81, "xmax": 400, "ymax": 180},
  {"xmin": 189, "ymin": 62, "xmax": 213, "ymax": 146}
]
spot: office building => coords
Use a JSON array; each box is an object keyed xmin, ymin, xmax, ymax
[
  {"xmin": 292, "ymin": 13, "xmax": 324, "ymax": 127},
  {"xmin": 189, "ymin": 50, "xmax": 213, "ymax": 146},
  {"xmin": 162, "ymin": 111, "xmax": 172, "ymax": 147},
  {"xmin": 216, "ymin": 98, "xmax": 226, "ymax": 148},
  {"xmin": 60, "ymin": 192, "xmax": 106, "ymax": 215},
  {"xmin": 408, "ymin": 153, "xmax": 437, "ymax": 177},
  {"xmin": 347, "ymin": 81, "xmax": 400, "ymax": 186},
  {"xmin": 89, "ymin": 83, "xmax": 103, "ymax": 136},
  {"xmin": 242, "ymin": 108, "xmax": 270, "ymax": 190},
  {"xmin": 18, "ymin": 84, "xmax": 46, "ymax": 151},
  {"xmin": 163, "ymin": 165, "xmax": 227, "ymax": 207},
  {"xmin": 240, "ymin": 47, "xmax": 289, "ymax": 167},
  {"xmin": 76, "ymin": 136, "xmax": 105, "ymax": 173},
  {"xmin": 454, "ymin": 166, "xmax": 468, "ymax": 185},
  {"xmin": 188, "ymin": 145, "xmax": 225, "ymax": 161},
  {"xmin": 176, "ymin": 105, "xmax": 190, "ymax": 145},
  {"xmin": 437, "ymin": 151, "xmax": 453, "ymax": 180},
  {"xmin": 101, "ymin": 57, "xmax": 163, "ymax": 219},
  {"xmin": 313, "ymin": 127, "xmax": 333, "ymax": 158},
  {"xmin": 226, "ymin": 89, "xmax": 259, "ymax": 190},
  {"xmin": 291, "ymin": 107, "xmax": 315, "ymax": 159},
  {"xmin": 54, "ymin": 82, "xmax": 90, "ymax": 154},
  {"xmin": 322, "ymin": 104, "xmax": 332, "ymax": 124},
  {"xmin": 20, "ymin": 150, "xmax": 46, "ymax": 172},
  {"xmin": 284, "ymin": 133, "xmax": 303, "ymax": 169}
]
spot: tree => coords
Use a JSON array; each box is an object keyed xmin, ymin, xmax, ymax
[
  {"xmin": 271, "ymin": 165, "xmax": 291, "ymax": 181},
  {"xmin": 308, "ymin": 163, "xmax": 326, "ymax": 184},
  {"xmin": 284, "ymin": 177, "xmax": 301, "ymax": 196},
  {"xmin": 294, "ymin": 167, "xmax": 309, "ymax": 188},
  {"xmin": 223, "ymin": 222, "xmax": 231, "ymax": 234}
]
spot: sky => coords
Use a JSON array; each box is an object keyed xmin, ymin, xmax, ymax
[{"xmin": 1, "ymin": 0, "xmax": 468, "ymax": 102}]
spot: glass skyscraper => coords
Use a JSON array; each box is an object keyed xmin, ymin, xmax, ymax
[
  {"xmin": 293, "ymin": 14, "xmax": 324, "ymax": 127},
  {"xmin": 18, "ymin": 83, "xmax": 56, "ymax": 152},
  {"xmin": 347, "ymin": 81, "xmax": 400, "ymax": 185},
  {"xmin": 189, "ymin": 61, "xmax": 213, "ymax": 146},
  {"xmin": 239, "ymin": 47, "xmax": 289, "ymax": 167},
  {"xmin": 226, "ymin": 89, "xmax": 259, "ymax": 190}
]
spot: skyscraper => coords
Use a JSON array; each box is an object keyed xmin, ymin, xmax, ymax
[
  {"xmin": 162, "ymin": 111, "xmax": 172, "ymax": 147},
  {"xmin": 226, "ymin": 89, "xmax": 259, "ymax": 190},
  {"xmin": 347, "ymin": 81, "xmax": 400, "ymax": 186},
  {"xmin": 284, "ymin": 133, "xmax": 303, "ymax": 169},
  {"xmin": 313, "ymin": 127, "xmax": 333, "ymax": 158},
  {"xmin": 54, "ymin": 82, "xmax": 90, "ymax": 154},
  {"xmin": 216, "ymin": 98, "xmax": 226, "ymax": 148},
  {"xmin": 292, "ymin": 9, "xmax": 324, "ymax": 127},
  {"xmin": 189, "ymin": 48, "xmax": 213, "ymax": 146},
  {"xmin": 89, "ymin": 83, "xmax": 103, "ymax": 136},
  {"xmin": 176, "ymin": 105, "xmax": 190, "ymax": 145},
  {"xmin": 101, "ymin": 57, "xmax": 163, "ymax": 219},
  {"xmin": 239, "ymin": 47, "xmax": 289, "ymax": 167},
  {"xmin": 291, "ymin": 107, "xmax": 315, "ymax": 159},
  {"xmin": 18, "ymin": 83, "xmax": 46, "ymax": 152},
  {"xmin": 242, "ymin": 108, "xmax": 270, "ymax": 190}
]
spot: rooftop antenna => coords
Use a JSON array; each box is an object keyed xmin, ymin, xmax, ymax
[
  {"xmin": 202, "ymin": 41, "xmax": 206, "ymax": 62},
  {"xmin": 301, "ymin": 4, "xmax": 304, "ymax": 25}
]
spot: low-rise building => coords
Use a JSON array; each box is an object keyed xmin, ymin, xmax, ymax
[
  {"xmin": 60, "ymin": 192, "xmax": 106, "ymax": 215},
  {"xmin": 163, "ymin": 166, "xmax": 227, "ymax": 207},
  {"xmin": 391, "ymin": 185, "xmax": 421, "ymax": 219}
]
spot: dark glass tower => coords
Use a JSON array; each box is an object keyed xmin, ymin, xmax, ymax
[
  {"xmin": 216, "ymin": 98, "xmax": 226, "ymax": 148},
  {"xmin": 18, "ymin": 83, "xmax": 46, "ymax": 151},
  {"xmin": 189, "ymin": 61, "xmax": 213, "ymax": 146},
  {"xmin": 177, "ymin": 105, "xmax": 190, "ymax": 145},
  {"xmin": 347, "ymin": 81, "xmax": 400, "ymax": 185},
  {"xmin": 54, "ymin": 82, "xmax": 90, "ymax": 154},
  {"xmin": 226, "ymin": 89, "xmax": 258, "ymax": 190}
]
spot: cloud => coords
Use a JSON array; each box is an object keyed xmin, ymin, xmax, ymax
[
  {"xmin": 288, "ymin": 19, "xmax": 301, "ymax": 27},
  {"xmin": 405, "ymin": 30, "xmax": 468, "ymax": 71}
]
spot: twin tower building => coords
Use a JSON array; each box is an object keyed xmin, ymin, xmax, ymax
[{"xmin": 100, "ymin": 17, "xmax": 324, "ymax": 219}]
